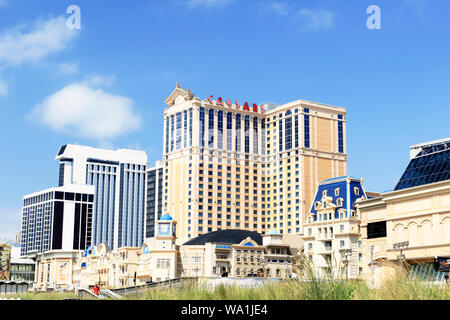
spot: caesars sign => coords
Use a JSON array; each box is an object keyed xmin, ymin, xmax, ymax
[{"xmin": 206, "ymin": 95, "xmax": 266, "ymax": 114}]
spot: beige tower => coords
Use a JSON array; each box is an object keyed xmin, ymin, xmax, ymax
[
  {"xmin": 162, "ymin": 85, "xmax": 347, "ymax": 242},
  {"xmin": 149, "ymin": 214, "xmax": 178, "ymax": 281}
]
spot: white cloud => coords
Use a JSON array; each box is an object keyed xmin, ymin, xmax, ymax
[
  {"xmin": 58, "ymin": 61, "xmax": 79, "ymax": 75},
  {"xmin": 0, "ymin": 15, "xmax": 78, "ymax": 66},
  {"xmin": 29, "ymin": 79, "xmax": 142, "ymax": 141},
  {"xmin": 269, "ymin": 1, "xmax": 289, "ymax": 15},
  {"xmin": 296, "ymin": 9, "xmax": 335, "ymax": 31},
  {"xmin": 186, "ymin": 0, "xmax": 235, "ymax": 8},
  {"xmin": 82, "ymin": 73, "xmax": 117, "ymax": 88}
]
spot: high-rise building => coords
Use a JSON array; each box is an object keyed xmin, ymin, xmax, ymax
[
  {"xmin": 55, "ymin": 144, "xmax": 148, "ymax": 249},
  {"xmin": 20, "ymin": 184, "xmax": 95, "ymax": 257},
  {"xmin": 146, "ymin": 161, "xmax": 163, "ymax": 238},
  {"xmin": 162, "ymin": 84, "xmax": 347, "ymax": 242}
]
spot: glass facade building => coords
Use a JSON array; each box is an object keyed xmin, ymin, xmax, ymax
[
  {"xmin": 146, "ymin": 163, "xmax": 163, "ymax": 238},
  {"xmin": 395, "ymin": 139, "xmax": 450, "ymax": 191}
]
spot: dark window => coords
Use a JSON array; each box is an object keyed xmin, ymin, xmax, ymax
[
  {"xmin": 55, "ymin": 192, "xmax": 64, "ymax": 200},
  {"xmin": 80, "ymin": 203, "xmax": 88, "ymax": 250},
  {"xmin": 367, "ymin": 221, "xmax": 387, "ymax": 239},
  {"xmin": 73, "ymin": 203, "xmax": 81, "ymax": 250},
  {"xmin": 199, "ymin": 107, "xmax": 205, "ymax": 147},
  {"xmin": 65, "ymin": 192, "xmax": 75, "ymax": 201},
  {"xmin": 52, "ymin": 201, "xmax": 64, "ymax": 250},
  {"xmin": 304, "ymin": 115, "xmax": 310, "ymax": 149},
  {"xmin": 58, "ymin": 163, "xmax": 65, "ymax": 187},
  {"xmin": 244, "ymin": 115, "xmax": 250, "ymax": 154},
  {"xmin": 57, "ymin": 145, "xmax": 67, "ymax": 156},
  {"xmin": 338, "ymin": 121, "xmax": 344, "ymax": 153}
]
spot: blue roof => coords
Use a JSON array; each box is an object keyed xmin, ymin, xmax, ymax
[
  {"xmin": 309, "ymin": 176, "xmax": 366, "ymax": 220},
  {"xmin": 160, "ymin": 214, "xmax": 173, "ymax": 221},
  {"xmin": 321, "ymin": 176, "xmax": 362, "ymax": 184}
]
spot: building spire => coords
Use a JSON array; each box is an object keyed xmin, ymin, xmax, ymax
[{"xmin": 176, "ymin": 81, "xmax": 180, "ymax": 89}]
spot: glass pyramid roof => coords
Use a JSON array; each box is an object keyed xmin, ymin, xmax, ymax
[{"xmin": 394, "ymin": 146, "xmax": 450, "ymax": 191}]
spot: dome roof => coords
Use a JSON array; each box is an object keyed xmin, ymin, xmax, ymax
[
  {"xmin": 160, "ymin": 214, "xmax": 173, "ymax": 221},
  {"xmin": 183, "ymin": 229, "xmax": 262, "ymax": 246}
]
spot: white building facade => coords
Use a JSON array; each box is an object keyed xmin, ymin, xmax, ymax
[
  {"xmin": 21, "ymin": 184, "xmax": 95, "ymax": 257},
  {"xmin": 303, "ymin": 176, "xmax": 372, "ymax": 279},
  {"xmin": 55, "ymin": 144, "xmax": 148, "ymax": 250}
]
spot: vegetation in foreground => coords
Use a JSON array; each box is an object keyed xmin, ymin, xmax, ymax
[
  {"xmin": 5, "ymin": 256, "xmax": 450, "ymax": 300},
  {"xmin": 7, "ymin": 275, "xmax": 449, "ymax": 301}
]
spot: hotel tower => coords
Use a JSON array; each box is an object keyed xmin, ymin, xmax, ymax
[
  {"xmin": 162, "ymin": 84, "xmax": 347, "ymax": 242},
  {"xmin": 55, "ymin": 144, "xmax": 148, "ymax": 250}
]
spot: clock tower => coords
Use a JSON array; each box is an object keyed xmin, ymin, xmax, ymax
[
  {"xmin": 151, "ymin": 214, "xmax": 178, "ymax": 280},
  {"xmin": 157, "ymin": 214, "xmax": 176, "ymax": 240}
]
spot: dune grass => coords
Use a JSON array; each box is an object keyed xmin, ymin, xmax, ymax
[
  {"xmin": 3, "ymin": 276, "xmax": 449, "ymax": 300},
  {"xmin": 3, "ymin": 256, "xmax": 449, "ymax": 300}
]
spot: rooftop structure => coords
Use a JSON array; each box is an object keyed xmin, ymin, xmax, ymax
[
  {"xmin": 183, "ymin": 229, "xmax": 263, "ymax": 246},
  {"xmin": 395, "ymin": 138, "xmax": 450, "ymax": 191}
]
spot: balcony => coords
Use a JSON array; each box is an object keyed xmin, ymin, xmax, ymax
[
  {"xmin": 318, "ymin": 233, "xmax": 334, "ymax": 240},
  {"xmin": 318, "ymin": 246, "xmax": 333, "ymax": 255}
]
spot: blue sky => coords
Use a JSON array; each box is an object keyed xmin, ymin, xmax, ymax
[{"xmin": 1, "ymin": 0, "xmax": 450, "ymax": 239}]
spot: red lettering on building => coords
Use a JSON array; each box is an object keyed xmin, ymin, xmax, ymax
[
  {"xmin": 205, "ymin": 95, "xmax": 264, "ymax": 113},
  {"xmin": 260, "ymin": 104, "xmax": 265, "ymax": 114}
]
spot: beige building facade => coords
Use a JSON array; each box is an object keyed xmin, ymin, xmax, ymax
[
  {"xmin": 34, "ymin": 250, "xmax": 78, "ymax": 291},
  {"xmin": 358, "ymin": 138, "xmax": 450, "ymax": 284},
  {"xmin": 162, "ymin": 84, "xmax": 347, "ymax": 242},
  {"xmin": 358, "ymin": 180, "xmax": 450, "ymax": 284},
  {"xmin": 34, "ymin": 215, "xmax": 302, "ymax": 290}
]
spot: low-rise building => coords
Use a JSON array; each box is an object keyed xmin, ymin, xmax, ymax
[
  {"xmin": 303, "ymin": 176, "xmax": 374, "ymax": 279},
  {"xmin": 68, "ymin": 214, "xmax": 302, "ymax": 290},
  {"xmin": 357, "ymin": 138, "xmax": 450, "ymax": 285},
  {"xmin": 34, "ymin": 250, "xmax": 78, "ymax": 291},
  {"xmin": 10, "ymin": 258, "xmax": 35, "ymax": 282}
]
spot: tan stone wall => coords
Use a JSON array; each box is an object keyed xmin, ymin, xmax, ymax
[{"xmin": 358, "ymin": 181, "xmax": 450, "ymax": 284}]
